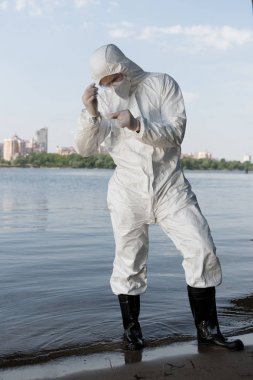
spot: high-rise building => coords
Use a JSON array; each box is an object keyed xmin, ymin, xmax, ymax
[
  {"xmin": 194, "ymin": 151, "xmax": 212, "ymax": 160},
  {"xmin": 3, "ymin": 134, "xmax": 25, "ymax": 161},
  {"xmin": 24, "ymin": 139, "xmax": 35, "ymax": 155},
  {"xmin": 34, "ymin": 127, "xmax": 48, "ymax": 152},
  {"xmin": 56, "ymin": 146, "xmax": 75, "ymax": 155},
  {"xmin": 0, "ymin": 143, "xmax": 3, "ymax": 159},
  {"xmin": 242, "ymin": 154, "xmax": 252, "ymax": 163},
  {"xmin": 3, "ymin": 139, "xmax": 13, "ymax": 161}
]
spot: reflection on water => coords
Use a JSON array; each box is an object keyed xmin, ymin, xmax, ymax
[
  {"xmin": 1, "ymin": 178, "xmax": 49, "ymax": 232},
  {"xmin": 124, "ymin": 349, "xmax": 143, "ymax": 364}
]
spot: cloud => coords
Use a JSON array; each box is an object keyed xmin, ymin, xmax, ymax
[
  {"xmin": 0, "ymin": 0, "xmax": 8, "ymax": 11},
  {"xmin": 74, "ymin": 0, "xmax": 98, "ymax": 7},
  {"xmin": 168, "ymin": 25, "xmax": 252, "ymax": 50},
  {"xmin": 108, "ymin": 23, "xmax": 253, "ymax": 51},
  {"xmin": 106, "ymin": 0, "xmax": 119, "ymax": 14},
  {"xmin": 1, "ymin": 0, "xmax": 98, "ymax": 16},
  {"xmin": 15, "ymin": 0, "xmax": 43, "ymax": 16},
  {"xmin": 107, "ymin": 21, "xmax": 135, "ymax": 38}
]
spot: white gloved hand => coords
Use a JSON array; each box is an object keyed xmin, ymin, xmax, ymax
[
  {"xmin": 82, "ymin": 83, "xmax": 100, "ymax": 117},
  {"xmin": 109, "ymin": 110, "xmax": 140, "ymax": 132}
]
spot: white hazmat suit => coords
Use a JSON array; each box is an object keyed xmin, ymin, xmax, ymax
[{"xmin": 75, "ymin": 44, "xmax": 222, "ymax": 296}]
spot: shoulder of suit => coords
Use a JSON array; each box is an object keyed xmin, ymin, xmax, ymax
[{"xmin": 138, "ymin": 73, "xmax": 176, "ymax": 94}]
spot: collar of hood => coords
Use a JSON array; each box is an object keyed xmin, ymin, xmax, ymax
[{"xmin": 89, "ymin": 44, "xmax": 148, "ymax": 90}]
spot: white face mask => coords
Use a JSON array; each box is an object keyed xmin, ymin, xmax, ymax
[{"xmin": 110, "ymin": 77, "xmax": 131, "ymax": 99}]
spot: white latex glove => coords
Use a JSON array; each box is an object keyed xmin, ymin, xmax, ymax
[
  {"xmin": 82, "ymin": 83, "xmax": 99, "ymax": 117},
  {"xmin": 109, "ymin": 110, "xmax": 140, "ymax": 132}
]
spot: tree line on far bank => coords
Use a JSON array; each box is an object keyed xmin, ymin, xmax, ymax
[{"xmin": 0, "ymin": 152, "xmax": 252, "ymax": 171}]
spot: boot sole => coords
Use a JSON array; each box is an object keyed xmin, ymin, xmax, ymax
[{"xmin": 198, "ymin": 338, "xmax": 244, "ymax": 351}]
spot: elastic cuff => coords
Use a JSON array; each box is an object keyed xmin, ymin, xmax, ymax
[
  {"xmin": 87, "ymin": 112, "xmax": 101, "ymax": 125},
  {"xmin": 135, "ymin": 117, "xmax": 145, "ymax": 139}
]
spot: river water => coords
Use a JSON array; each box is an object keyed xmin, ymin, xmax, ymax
[{"xmin": 0, "ymin": 168, "xmax": 252, "ymax": 366}]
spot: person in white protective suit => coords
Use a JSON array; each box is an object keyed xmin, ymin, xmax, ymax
[{"xmin": 74, "ymin": 44, "xmax": 243, "ymax": 351}]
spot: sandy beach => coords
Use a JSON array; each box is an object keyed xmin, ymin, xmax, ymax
[
  {"xmin": 58, "ymin": 347, "xmax": 253, "ymax": 380},
  {"xmin": 1, "ymin": 333, "xmax": 252, "ymax": 380}
]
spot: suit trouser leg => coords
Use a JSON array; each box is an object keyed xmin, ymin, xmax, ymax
[
  {"xmin": 157, "ymin": 197, "xmax": 243, "ymax": 349},
  {"xmin": 157, "ymin": 200, "xmax": 222, "ymax": 288}
]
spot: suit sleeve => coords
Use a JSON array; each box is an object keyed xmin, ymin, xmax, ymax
[
  {"xmin": 136, "ymin": 75, "xmax": 186, "ymax": 148},
  {"xmin": 74, "ymin": 109, "xmax": 111, "ymax": 157}
]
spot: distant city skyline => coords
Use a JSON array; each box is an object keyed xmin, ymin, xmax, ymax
[
  {"xmin": 0, "ymin": 1, "xmax": 252, "ymax": 160},
  {"xmin": 0, "ymin": 128, "xmax": 251, "ymax": 163},
  {"xmin": 1, "ymin": 128, "xmax": 48, "ymax": 161}
]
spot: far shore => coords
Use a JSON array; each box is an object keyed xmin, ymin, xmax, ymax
[{"xmin": 1, "ymin": 152, "xmax": 252, "ymax": 171}]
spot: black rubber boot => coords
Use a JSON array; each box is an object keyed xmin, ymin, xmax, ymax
[
  {"xmin": 118, "ymin": 294, "xmax": 144, "ymax": 350},
  {"xmin": 187, "ymin": 286, "xmax": 244, "ymax": 351}
]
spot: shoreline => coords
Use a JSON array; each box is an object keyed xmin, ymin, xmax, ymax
[{"xmin": 1, "ymin": 332, "xmax": 252, "ymax": 380}]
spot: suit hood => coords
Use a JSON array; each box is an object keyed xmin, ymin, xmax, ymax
[{"xmin": 89, "ymin": 44, "xmax": 148, "ymax": 89}]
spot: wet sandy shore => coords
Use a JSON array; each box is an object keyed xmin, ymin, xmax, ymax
[
  {"xmin": 1, "ymin": 333, "xmax": 252, "ymax": 380},
  {"xmin": 58, "ymin": 348, "xmax": 253, "ymax": 380}
]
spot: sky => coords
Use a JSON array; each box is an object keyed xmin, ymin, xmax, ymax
[{"xmin": 0, "ymin": 0, "xmax": 252, "ymax": 160}]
